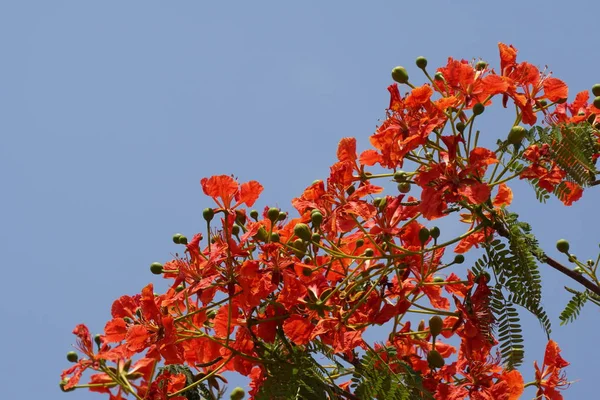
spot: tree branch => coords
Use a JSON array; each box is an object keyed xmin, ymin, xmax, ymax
[{"xmin": 492, "ymin": 222, "xmax": 600, "ymax": 297}]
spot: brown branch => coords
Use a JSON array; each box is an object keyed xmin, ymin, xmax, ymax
[{"xmin": 492, "ymin": 222, "xmax": 600, "ymax": 297}]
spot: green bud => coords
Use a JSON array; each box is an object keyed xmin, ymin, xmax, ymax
[
  {"xmin": 278, "ymin": 211, "xmax": 287, "ymax": 221},
  {"xmin": 311, "ymin": 211, "xmax": 323, "ymax": 227},
  {"xmin": 593, "ymin": 84, "xmax": 600, "ymax": 97},
  {"xmin": 507, "ymin": 126, "xmax": 527, "ymax": 145},
  {"xmin": 587, "ymin": 259, "xmax": 595, "ymax": 267},
  {"xmin": 594, "ymin": 96, "xmax": 600, "ymax": 109},
  {"xmin": 429, "ymin": 316, "xmax": 443, "ymax": 337},
  {"xmin": 178, "ymin": 235, "xmax": 188, "ymax": 245},
  {"xmin": 374, "ymin": 197, "xmax": 387, "ymax": 210},
  {"xmin": 557, "ymin": 98, "xmax": 568, "ymax": 104},
  {"xmin": 270, "ymin": 232, "xmax": 280, "ymax": 243},
  {"xmin": 230, "ymin": 387, "xmax": 245, "ymax": 400},
  {"xmin": 418, "ymin": 227, "xmax": 430, "ymax": 245},
  {"xmin": 94, "ymin": 334, "xmax": 102, "ymax": 346},
  {"xmin": 415, "ymin": 56, "xmax": 428, "ymax": 69},
  {"xmin": 203, "ymin": 208, "xmax": 214, "ymax": 222},
  {"xmin": 311, "ymin": 233, "xmax": 321, "ymax": 243},
  {"xmin": 364, "ymin": 248, "xmax": 374, "ymax": 257},
  {"xmin": 60, "ymin": 379, "xmax": 75, "ymax": 392},
  {"xmin": 574, "ymin": 266, "xmax": 584, "ymax": 274},
  {"xmin": 235, "ymin": 210, "xmax": 247, "ymax": 225},
  {"xmin": 427, "ymin": 350, "xmax": 445, "ymax": 369},
  {"xmin": 433, "ymin": 276, "xmax": 445, "ymax": 283},
  {"xmin": 150, "ymin": 262, "xmax": 163, "ymax": 275},
  {"xmin": 434, "ymin": 72, "xmax": 444, "ymax": 81},
  {"xmin": 556, "ymin": 239, "xmax": 570, "ymax": 254},
  {"xmin": 66, "ymin": 351, "xmax": 78, "ymax": 363},
  {"xmin": 172, "ymin": 233, "xmax": 183, "ymax": 244},
  {"xmin": 253, "ymin": 227, "xmax": 269, "ymax": 242},
  {"xmin": 394, "ymin": 170, "xmax": 408, "ymax": 182},
  {"xmin": 397, "ymin": 182, "xmax": 411, "ymax": 193},
  {"xmin": 430, "ymin": 226, "xmax": 440, "ymax": 240},
  {"xmin": 346, "ymin": 185, "xmax": 356, "ymax": 195},
  {"xmin": 472, "ymin": 103, "xmax": 485, "ymax": 115},
  {"xmin": 249, "ymin": 209, "xmax": 259, "ymax": 220},
  {"xmin": 455, "ymin": 122, "xmax": 466, "ymax": 132},
  {"xmin": 454, "ymin": 254, "xmax": 465, "ymax": 264},
  {"xmin": 231, "ymin": 225, "xmax": 240, "ymax": 236},
  {"xmin": 391, "ymin": 66, "xmax": 409, "ymax": 84},
  {"xmin": 294, "ymin": 223, "xmax": 312, "ymax": 242},
  {"xmin": 538, "ymin": 99, "xmax": 548, "ymax": 107},
  {"xmin": 267, "ymin": 207, "xmax": 280, "ymax": 222},
  {"xmin": 475, "ymin": 61, "xmax": 487, "ymax": 70},
  {"xmin": 175, "ymin": 284, "xmax": 185, "ymax": 292},
  {"xmin": 356, "ymin": 239, "xmax": 365, "ymax": 248}
]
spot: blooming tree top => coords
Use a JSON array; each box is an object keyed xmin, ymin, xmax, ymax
[{"xmin": 60, "ymin": 43, "xmax": 600, "ymax": 400}]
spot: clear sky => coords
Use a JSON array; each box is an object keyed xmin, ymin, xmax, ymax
[{"xmin": 1, "ymin": 1, "xmax": 599, "ymax": 398}]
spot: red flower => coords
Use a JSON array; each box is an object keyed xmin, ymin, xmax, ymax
[
  {"xmin": 201, "ymin": 175, "xmax": 263, "ymax": 210},
  {"xmin": 534, "ymin": 340, "xmax": 570, "ymax": 399}
]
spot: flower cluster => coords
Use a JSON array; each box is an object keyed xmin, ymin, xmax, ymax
[{"xmin": 61, "ymin": 43, "xmax": 595, "ymax": 399}]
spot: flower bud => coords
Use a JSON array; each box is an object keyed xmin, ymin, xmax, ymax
[
  {"xmin": 475, "ymin": 61, "xmax": 487, "ymax": 70},
  {"xmin": 311, "ymin": 211, "xmax": 323, "ymax": 227},
  {"xmin": 397, "ymin": 182, "xmax": 411, "ymax": 193},
  {"xmin": 472, "ymin": 103, "xmax": 485, "ymax": 115},
  {"xmin": 230, "ymin": 387, "xmax": 245, "ymax": 400},
  {"xmin": 172, "ymin": 233, "xmax": 183, "ymax": 244},
  {"xmin": 556, "ymin": 239, "xmax": 570, "ymax": 254},
  {"xmin": 203, "ymin": 208, "xmax": 214, "ymax": 222},
  {"xmin": 419, "ymin": 227, "xmax": 430, "ymax": 245},
  {"xmin": 429, "ymin": 316, "xmax": 443, "ymax": 337},
  {"xmin": 507, "ymin": 126, "xmax": 527, "ymax": 145},
  {"xmin": 393, "ymin": 171, "xmax": 408, "ymax": 182},
  {"xmin": 430, "ymin": 226, "xmax": 440, "ymax": 240},
  {"xmin": 66, "ymin": 351, "xmax": 78, "ymax": 363},
  {"xmin": 415, "ymin": 56, "xmax": 428, "ymax": 69},
  {"xmin": 427, "ymin": 350, "xmax": 445, "ymax": 369},
  {"xmin": 267, "ymin": 207, "xmax": 280, "ymax": 222},
  {"xmin": 294, "ymin": 223, "xmax": 312, "ymax": 242},
  {"xmin": 453, "ymin": 254, "xmax": 465, "ymax": 264},
  {"xmin": 249, "ymin": 209, "xmax": 259, "ymax": 220},
  {"xmin": 391, "ymin": 66, "xmax": 409, "ymax": 84},
  {"xmin": 150, "ymin": 262, "xmax": 163, "ymax": 275},
  {"xmin": 593, "ymin": 84, "xmax": 600, "ymax": 97}
]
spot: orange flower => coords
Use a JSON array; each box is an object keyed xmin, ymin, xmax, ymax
[{"xmin": 534, "ymin": 340, "xmax": 570, "ymax": 399}]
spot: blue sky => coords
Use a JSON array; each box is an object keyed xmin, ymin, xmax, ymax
[{"xmin": 1, "ymin": 1, "xmax": 599, "ymax": 398}]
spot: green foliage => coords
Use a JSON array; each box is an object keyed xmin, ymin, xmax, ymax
[
  {"xmin": 537, "ymin": 123, "xmax": 598, "ymax": 187},
  {"xmin": 489, "ymin": 286, "xmax": 524, "ymax": 368},
  {"xmin": 350, "ymin": 346, "xmax": 432, "ymax": 400},
  {"xmin": 471, "ymin": 211, "xmax": 554, "ymax": 368},
  {"xmin": 559, "ymin": 288, "xmax": 590, "ymax": 325},
  {"xmin": 523, "ymin": 124, "xmax": 599, "ymax": 203},
  {"xmin": 254, "ymin": 347, "xmax": 332, "ymax": 400}
]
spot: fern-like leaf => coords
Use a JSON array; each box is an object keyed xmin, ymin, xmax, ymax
[{"xmin": 559, "ymin": 288, "xmax": 590, "ymax": 325}]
